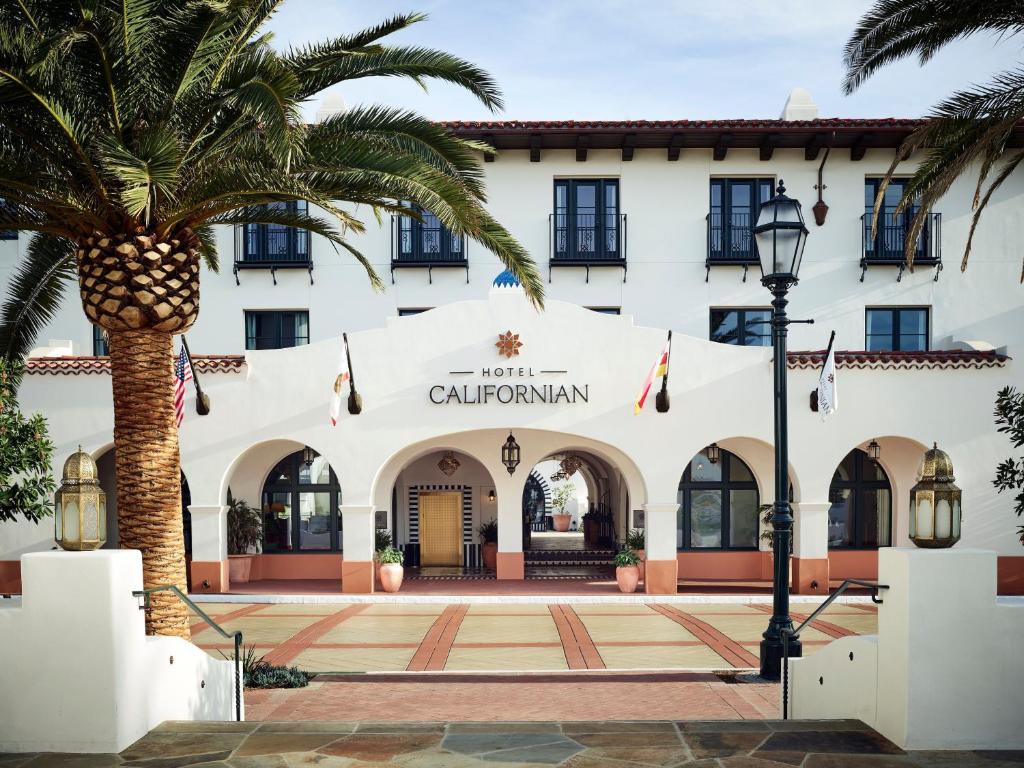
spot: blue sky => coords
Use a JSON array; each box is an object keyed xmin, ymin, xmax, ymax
[{"xmin": 268, "ymin": 1, "xmax": 1021, "ymax": 121}]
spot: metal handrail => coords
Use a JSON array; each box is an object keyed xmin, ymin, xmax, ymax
[
  {"xmin": 781, "ymin": 578, "xmax": 888, "ymax": 719},
  {"xmin": 133, "ymin": 585, "xmax": 243, "ymax": 721}
]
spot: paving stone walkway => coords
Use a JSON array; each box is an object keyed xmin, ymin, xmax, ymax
[
  {"xmin": 5, "ymin": 720, "xmax": 1023, "ymax": 767},
  {"xmin": 190, "ymin": 600, "xmax": 877, "ymax": 673}
]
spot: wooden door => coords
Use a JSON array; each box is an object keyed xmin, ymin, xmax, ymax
[{"xmin": 419, "ymin": 491, "xmax": 463, "ymax": 566}]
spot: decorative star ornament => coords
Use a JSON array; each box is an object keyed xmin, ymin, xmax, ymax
[{"xmin": 496, "ymin": 330, "xmax": 523, "ymax": 359}]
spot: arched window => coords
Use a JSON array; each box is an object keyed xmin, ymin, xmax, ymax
[
  {"xmin": 262, "ymin": 449, "xmax": 341, "ymax": 552},
  {"xmin": 828, "ymin": 448, "xmax": 891, "ymax": 549},
  {"xmin": 677, "ymin": 448, "xmax": 759, "ymax": 550}
]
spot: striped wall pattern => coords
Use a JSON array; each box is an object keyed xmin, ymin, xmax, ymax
[
  {"xmin": 407, "ymin": 484, "xmax": 473, "ymax": 545},
  {"xmin": 528, "ymin": 469, "xmax": 554, "ymax": 532}
]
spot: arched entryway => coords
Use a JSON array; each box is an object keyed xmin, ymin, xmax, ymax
[{"xmin": 260, "ymin": 449, "xmax": 342, "ymax": 553}]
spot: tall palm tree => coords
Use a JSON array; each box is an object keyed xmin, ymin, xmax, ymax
[
  {"xmin": 843, "ymin": 0, "xmax": 1024, "ymax": 274},
  {"xmin": 0, "ymin": 1, "xmax": 543, "ymax": 639}
]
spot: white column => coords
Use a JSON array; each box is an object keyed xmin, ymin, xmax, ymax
[
  {"xmin": 188, "ymin": 505, "xmax": 228, "ymax": 561},
  {"xmin": 793, "ymin": 502, "xmax": 829, "ymax": 559},
  {"xmin": 339, "ymin": 504, "xmax": 375, "ymax": 561},
  {"xmin": 643, "ymin": 502, "xmax": 679, "ymax": 560}
]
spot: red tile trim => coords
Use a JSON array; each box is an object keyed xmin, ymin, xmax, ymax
[
  {"xmin": 406, "ymin": 604, "xmax": 469, "ymax": 671},
  {"xmin": 562, "ymin": 606, "xmax": 606, "ymax": 670},
  {"xmin": 749, "ymin": 603, "xmax": 855, "ymax": 639},
  {"xmin": 190, "ymin": 603, "xmax": 266, "ymax": 636},
  {"xmin": 548, "ymin": 605, "xmax": 586, "ymax": 669},
  {"xmin": 849, "ymin": 603, "xmax": 879, "ymax": 613},
  {"xmin": 261, "ymin": 604, "xmax": 369, "ymax": 666},
  {"xmin": 650, "ymin": 605, "xmax": 760, "ymax": 668}
]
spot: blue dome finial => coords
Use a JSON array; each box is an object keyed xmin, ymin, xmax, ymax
[{"xmin": 492, "ymin": 269, "xmax": 521, "ymax": 288}]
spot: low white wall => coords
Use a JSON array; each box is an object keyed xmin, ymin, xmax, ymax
[
  {"xmin": 790, "ymin": 548, "xmax": 1024, "ymax": 750},
  {"xmin": 0, "ymin": 551, "xmax": 239, "ymax": 754}
]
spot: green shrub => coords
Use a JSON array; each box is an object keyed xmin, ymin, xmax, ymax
[
  {"xmin": 222, "ymin": 644, "xmax": 311, "ymax": 689},
  {"xmin": 375, "ymin": 527, "xmax": 393, "ymax": 553},
  {"xmin": 625, "ymin": 528, "xmax": 645, "ymax": 550},
  {"xmin": 477, "ymin": 518, "xmax": 498, "ymax": 544},
  {"xmin": 377, "ymin": 546, "xmax": 404, "ymax": 565},
  {"xmin": 227, "ymin": 499, "xmax": 261, "ymax": 555},
  {"xmin": 613, "ymin": 548, "xmax": 641, "ymax": 567}
]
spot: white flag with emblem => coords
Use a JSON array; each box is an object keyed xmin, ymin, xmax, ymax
[
  {"xmin": 817, "ymin": 335, "xmax": 837, "ymax": 420},
  {"xmin": 329, "ymin": 341, "xmax": 350, "ymax": 426}
]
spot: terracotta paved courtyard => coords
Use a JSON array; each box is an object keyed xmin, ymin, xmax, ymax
[{"xmin": 190, "ymin": 600, "xmax": 877, "ymax": 674}]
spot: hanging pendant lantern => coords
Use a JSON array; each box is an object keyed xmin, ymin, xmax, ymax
[
  {"xmin": 909, "ymin": 443, "xmax": 962, "ymax": 549},
  {"xmin": 867, "ymin": 440, "xmax": 881, "ymax": 463},
  {"xmin": 438, "ymin": 451, "xmax": 461, "ymax": 477},
  {"xmin": 501, "ymin": 432, "xmax": 521, "ymax": 475},
  {"xmin": 559, "ymin": 454, "xmax": 583, "ymax": 477},
  {"xmin": 707, "ymin": 443, "xmax": 721, "ymax": 465},
  {"xmin": 55, "ymin": 447, "xmax": 107, "ymax": 551},
  {"xmin": 302, "ymin": 445, "xmax": 317, "ymax": 467}
]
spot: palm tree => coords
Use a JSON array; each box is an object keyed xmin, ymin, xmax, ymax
[
  {"xmin": 0, "ymin": 1, "xmax": 543, "ymax": 639},
  {"xmin": 843, "ymin": 0, "xmax": 1024, "ymax": 274}
]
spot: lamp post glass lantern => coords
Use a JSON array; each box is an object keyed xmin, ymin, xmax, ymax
[
  {"xmin": 909, "ymin": 443, "xmax": 962, "ymax": 548},
  {"xmin": 501, "ymin": 432, "xmax": 521, "ymax": 475},
  {"xmin": 54, "ymin": 447, "xmax": 107, "ymax": 551},
  {"xmin": 755, "ymin": 180, "xmax": 809, "ymax": 680}
]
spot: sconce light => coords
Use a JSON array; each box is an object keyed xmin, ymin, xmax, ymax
[
  {"xmin": 302, "ymin": 445, "xmax": 317, "ymax": 467},
  {"xmin": 867, "ymin": 440, "xmax": 881, "ymax": 463},
  {"xmin": 707, "ymin": 443, "xmax": 721, "ymax": 465},
  {"xmin": 488, "ymin": 489, "xmax": 496, "ymax": 503},
  {"xmin": 501, "ymin": 432, "xmax": 521, "ymax": 475}
]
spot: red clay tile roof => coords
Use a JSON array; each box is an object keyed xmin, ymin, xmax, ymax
[
  {"xmin": 787, "ymin": 350, "xmax": 1009, "ymax": 370},
  {"xmin": 442, "ymin": 118, "xmax": 925, "ymax": 131},
  {"xmin": 25, "ymin": 355, "xmax": 246, "ymax": 375}
]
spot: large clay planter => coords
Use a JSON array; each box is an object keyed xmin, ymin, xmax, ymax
[
  {"xmin": 636, "ymin": 550, "xmax": 646, "ymax": 582},
  {"xmin": 228, "ymin": 554, "xmax": 253, "ymax": 584},
  {"xmin": 379, "ymin": 563, "xmax": 404, "ymax": 593},
  {"xmin": 616, "ymin": 565, "xmax": 640, "ymax": 594},
  {"xmin": 482, "ymin": 542, "xmax": 498, "ymax": 570},
  {"xmin": 552, "ymin": 513, "xmax": 571, "ymax": 533}
]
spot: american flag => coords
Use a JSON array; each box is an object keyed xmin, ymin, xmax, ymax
[{"xmin": 174, "ymin": 345, "xmax": 193, "ymax": 426}]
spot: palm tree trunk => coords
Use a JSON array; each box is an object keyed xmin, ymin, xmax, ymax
[{"xmin": 108, "ymin": 328, "xmax": 190, "ymax": 639}]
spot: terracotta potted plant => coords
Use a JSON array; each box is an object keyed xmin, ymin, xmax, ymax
[
  {"xmin": 478, "ymin": 518, "xmax": 498, "ymax": 570},
  {"xmin": 551, "ymin": 482, "xmax": 574, "ymax": 532},
  {"xmin": 374, "ymin": 528, "xmax": 393, "ymax": 586},
  {"xmin": 614, "ymin": 548, "xmax": 641, "ymax": 593},
  {"xmin": 626, "ymin": 528, "xmax": 646, "ymax": 581},
  {"xmin": 227, "ymin": 499, "xmax": 262, "ymax": 584},
  {"xmin": 377, "ymin": 546, "xmax": 405, "ymax": 593}
]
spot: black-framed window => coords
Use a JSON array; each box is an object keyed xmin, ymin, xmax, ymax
[
  {"xmin": 398, "ymin": 308, "xmax": 432, "ymax": 316},
  {"xmin": 554, "ymin": 179, "xmax": 620, "ymax": 261},
  {"xmin": 708, "ymin": 178, "xmax": 774, "ymax": 263},
  {"xmin": 865, "ymin": 307, "xmax": 928, "ymax": 352},
  {"xmin": 242, "ymin": 201, "xmax": 310, "ymax": 264},
  {"xmin": 677, "ymin": 448, "xmax": 759, "ymax": 550},
  {"xmin": 262, "ymin": 449, "xmax": 342, "ymax": 552},
  {"xmin": 244, "ymin": 310, "xmax": 309, "ymax": 350},
  {"xmin": 586, "ymin": 307, "xmax": 621, "ymax": 315},
  {"xmin": 828, "ymin": 448, "xmax": 891, "ymax": 549},
  {"xmin": 710, "ymin": 308, "xmax": 771, "ymax": 347},
  {"xmin": 92, "ymin": 326, "xmax": 108, "ymax": 356},
  {"xmin": 396, "ymin": 204, "xmax": 464, "ymax": 263},
  {"xmin": 863, "ymin": 178, "xmax": 929, "ymax": 261}
]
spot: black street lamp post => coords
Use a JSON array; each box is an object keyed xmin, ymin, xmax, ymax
[{"xmin": 753, "ymin": 180, "xmax": 809, "ymax": 680}]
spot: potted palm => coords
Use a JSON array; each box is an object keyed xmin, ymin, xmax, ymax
[
  {"xmin": 377, "ymin": 547, "xmax": 405, "ymax": 593},
  {"xmin": 227, "ymin": 499, "xmax": 262, "ymax": 584},
  {"xmin": 478, "ymin": 519, "xmax": 498, "ymax": 570},
  {"xmin": 626, "ymin": 529, "xmax": 646, "ymax": 581},
  {"xmin": 551, "ymin": 482, "xmax": 574, "ymax": 532},
  {"xmin": 613, "ymin": 548, "xmax": 641, "ymax": 593},
  {"xmin": 374, "ymin": 528, "xmax": 393, "ymax": 585}
]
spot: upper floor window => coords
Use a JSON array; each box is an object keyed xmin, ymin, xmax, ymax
[
  {"xmin": 245, "ymin": 310, "xmax": 309, "ymax": 350},
  {"xmin": 92, "ymin": 326, "xmax": 108, "ymax": 356},
  {"xmin": 708, "ymin": 178, "xmax": 774, "ymax": 264},
  {"xmin": 395, "ymin": 205, "xmax": 464, "ymax": 263},
  {"xmin": 710, "ymin": 308, "xmax": 771, "ymax": 347},
  {"xmin": 863, "ymin": 178, "xmax": 933, "ymax": 262},
  {"xmin": 677, "ymin": 447, "xmax": 759, "ymax": 550},
  {"xmin": 586, "ymin": 307, "xmax": 621, "ymax": 315},
  {"xmin": 828, "ymin": 448, "xmax": 891, "ymax": 549},
  {"xmin": 553, "ymin": 179, "xmax": 621, "ymax": 262},
  {"xmin": 241, "ymin": 201, "xmax": 310, "ymax": 265},
  {"xmin": 865, "ymin": 307, "xmax": 929, "ymax": 352}
]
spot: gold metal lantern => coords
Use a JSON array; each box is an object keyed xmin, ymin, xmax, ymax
[
  {"xmin": 909, "ymin": 443, "xmax": 961, "ymax": 549},
  {"xmin": 54, "ymin": 447, "xmax": 107, "ymax": 551}
]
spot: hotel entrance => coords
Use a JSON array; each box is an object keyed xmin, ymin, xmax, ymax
[{"xmin": 419, "ymin": 491, "xmax": 464, "ymax": 566}]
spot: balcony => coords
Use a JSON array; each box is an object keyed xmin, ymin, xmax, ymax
[
  {"xmin": 390, "ymin": 214, "xmax": 468, "ymax": 284},
  {"xmin": 233, "ymin": 224, "xmax": 312, "ymax": 285},
  {"xmin": 548, "ymin": 212, "xmax": 627, "ymax": 283},
  {"xmin": 861, "ymin": 211, "xmax": 941, "ymax": 281},
  {"xmin": 705, "ymin": 211, "xmax": 759, "ymax": 281}
]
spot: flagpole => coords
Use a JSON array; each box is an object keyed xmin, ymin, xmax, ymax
[
  {"xmin": 180, "ymin": 336, "xmax": 210, "ymax": 415},
  {"xmin": 656, "ymin": 330, "xmax": 672, "ymax": 413},
  {"xmin": 822, "ymin": 330, "xmax": 836, "ymax": 363},
  {"xmin": 343, "ymin": 332, "xmax": 362, "ymax": 415}
]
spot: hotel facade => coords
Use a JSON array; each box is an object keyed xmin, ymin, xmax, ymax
[{"xmin": 2, "ymin": 92, "xmax": 1023, "ymax": 596}]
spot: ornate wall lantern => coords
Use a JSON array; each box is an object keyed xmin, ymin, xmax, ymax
[
  {"xmin": 54, "ymin": 447, "xmax": 107, "ymax": 551},
  {"xmin": 707, "ymin": 443, "xmax": 721, "ymax": 465},
  {"xmin": 909, "ymin": 443, "xmax": 962, "ymax": 549},
  {"xmin": 437, "ymin": 451, "xmax": 461, "ymax": 477},
  {"xmin": 501, "ymin": 432, "xmax": 521, "ymax": 475},
  {"xmin": 867, "ymin": 440, "xmax": 881, "ymax": 463}
]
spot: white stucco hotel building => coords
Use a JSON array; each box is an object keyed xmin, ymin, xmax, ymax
[{"xmin": 2, "ymin": 92, "xmax": 1023, "ymax": 596}]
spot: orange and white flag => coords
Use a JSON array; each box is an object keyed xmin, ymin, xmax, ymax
[
  {"xmin": 329, "ymin": 342, "xmax": 350, "ymax": 426},
  {"xmin": 634, "ymin": 336, "xmax": 671, "ymax": 414}
]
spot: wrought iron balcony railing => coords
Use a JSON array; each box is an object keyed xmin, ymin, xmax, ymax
[
  {"xmin": 233, "ymin": 224, "xmax": 313, "ymax": 285},
  {"xmin": 705, "ymin": 211, "xmax": 761, "ymax": 281},
  {"xmin": 548, "ymin": 212, "xmax": 627, "ymax": 283},
  {"xmin": 861, "ymin": 211, "xmax": 941, "ymax": 282},
  {"xmin": 390, "ymin": 215, "xmax": 468, "ymax": 284}
]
